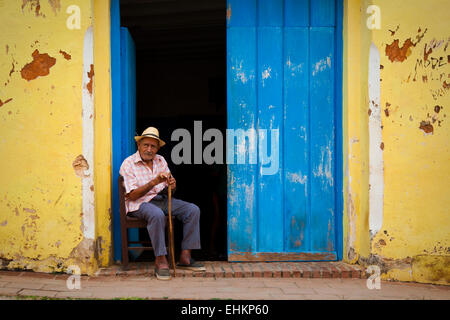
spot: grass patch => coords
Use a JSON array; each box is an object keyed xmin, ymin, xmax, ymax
[
  {"xmin": 4, "ymin": 295, "xmax": 101, "ymax": 300},
  {"xmin": 111, "ymin": 297, "xmax": 149, "ymax": 300}
]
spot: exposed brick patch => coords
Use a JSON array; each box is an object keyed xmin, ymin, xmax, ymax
[
  {"xmin": 193, "ymin": 271, "xmax": 205, "ymax": 278},
  {"xmin": 339, "ymin": 262, "xmax": 354, "ymax": 278},
  {"xmin": 260, "ymin": 263, "xmax": 273, "ymax": 278},
  {"xmin": 280, "ymin": 263, "xmax": 292, "ymax": 278},
  {"xmin": 334, "ymin": 262, "xmax": 348, "ymax": 278},
  {"xmin": 125, "ymin": 264, "xmax": 138, "ymax": 276},
  {"xmin": 0, "ymin": 270, "xmax": 23, "ymax": 277},
  {"xmin": 361, "ymin": 268, "xmax": 369, "ymax": 279},
  {"xmin": 276, "ymin": 263, "xmax": 285, "ymax": 278},
  {"xmin": 346, "ymin": 264, "xmax": 363, "ymax": 278},
  {"xmin": 221, "ymin": 263, "xmax": 234, "ymax": 278},
  {"xmin": 329, "ymin": 264, "xmax": 341, "ymax": 278},
  {"xmin": 299, "ymin": 263, "xmax": 312, "ymax": 278},
  {"xmin": 231, "ymin": 263, "xmax": 244, "ymax": 278},
  {"xmin": 110, "ymin": 264, "xmax": 122, "ymax": 276},
  {"xmin": 287, "ymin": 263, "xmax": 301, "ymax": 278},
  {"xmin": 20, "ymin": 272, "xmax": 56, "ymax": 280},
  {"xmin": 184, "ymin": 269, "xmax": 194, "ymax": 278},
  {"xmin": 241, "ymin": 263, "xmax": 253, "ymax": 278},
  {"xmin": 3, "ymin": 262, "xmax": 366, "ymax": 280},
  {"xmin": 174, "ymin": 268, "xmax": 185, "ymax": 278},
  {"xmin": 95, "ymin": 268, "xmax": 111, "ymax": 276},
  {"xmin": 88, "ymin": 275, "xmax": 113, "ymax": 282},
  {"xmin": 249, "ymin": 263, "xmax": 262, "ymax": 277},
  {"xmin": 291, "ymin": 263, "xmax": 303, "ymax": 278},
  {"xmin": 204, "ymin": 263, "xmax": 215, "ymax": 278},
  {"xmin": 137, "ymin": 263, "xmax": 149, "ymax": 276},
  {"xmin": 321, "ymin": 265, "xmax": 332, "ymax": 278},
  {"xmin": 213, "ymin": 263, "xmax": 225, "ymax": 278},
  {"xmin": 309, "ymin": 263, "xmax": 322, "ymax": 278}
]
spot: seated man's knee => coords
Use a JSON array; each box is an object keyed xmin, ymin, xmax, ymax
[
  {"xmin": 141, "ymin": 204, "xmax": 165, "ymax": 222},
  {"xmin": 189, "ymin": 203, "xmax": 200, "ymax": 219}
]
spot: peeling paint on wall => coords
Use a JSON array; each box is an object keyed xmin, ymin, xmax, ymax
[
  {"xmin": 419, "ymin": 120, "xmax": 434, "ymax": 134},
  {"xmin": 72, "ymin": 155, "xmax": 89, "ymax": 178},
  {"xmin": 47, "ymin": 0, "xmax": 61, "ymax": 15},
  {"xmin": 59, "ymin": 49, "xmax": 71, "ymax": 60},
  {"xmin": 22, "ymin": 0, "xmax": 43, "ymax": 17},
  {"xmin": 86, "ymin": 64, "xmax": 94, "ymax": 95},
  {"xmin": 20, "ymin": 49, "xmax": 56, "ymax": 81},
  {"xmin": 0, "ymin": 98, "xmax": 13, "ymax": 107},
  {"xmin": 21, "ymin": 0, "xmax": 61, "ymax": 17},
  {"xmin": 385, "ymin": 28, "xmax": 427, "ymax": 63}
]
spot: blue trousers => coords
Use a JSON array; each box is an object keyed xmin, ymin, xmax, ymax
[{"xmin": 128, "ymin": 195, "xmax": 201, "ymax": 257}]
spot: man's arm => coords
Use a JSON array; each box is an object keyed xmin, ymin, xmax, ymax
[{"xmin": 126, "ymin": 173, "xmax": 169, "ymax": 201}]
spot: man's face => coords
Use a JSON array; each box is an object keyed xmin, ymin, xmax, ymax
[{"xmin": 138, "ymin": 137, "xmax": 160, "ymax": 162}]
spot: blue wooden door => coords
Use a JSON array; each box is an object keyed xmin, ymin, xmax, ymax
[
  {"xmin": 120, "ymin": 27, "xmax": 137, "ymax": 160},
  {"xmin": 227, "ymin": 0, "xmax": 342, "ymax": 261},
  {"xmin": 111, "ymin": 0, "xmax": 138, "ymax": 262}
]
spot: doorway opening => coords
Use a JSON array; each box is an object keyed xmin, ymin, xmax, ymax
[{"xmin": 120, "ymin": 0, "xmax": 227, "ymax": 261}]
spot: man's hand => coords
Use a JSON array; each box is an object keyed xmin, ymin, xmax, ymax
[
  {"xmin": 126, "ymin": 172, "xmax": 172, "ymax": 201},
  {"xmin": 168, "ymin": 175, "xmax": 176, "ymax": 189},
  {"xmin": 154, "ymin": 172, "xmax": 170, "ymax": 185}
]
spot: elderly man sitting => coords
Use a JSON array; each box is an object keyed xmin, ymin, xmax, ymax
[{"xmin": 119, "ymin": 127, "xmax": 205, "ymax": 280}]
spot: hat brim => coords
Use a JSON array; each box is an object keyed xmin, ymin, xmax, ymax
[{"xmin": 135, "ymin": 135, "xmax": 166, "ymax": 147}]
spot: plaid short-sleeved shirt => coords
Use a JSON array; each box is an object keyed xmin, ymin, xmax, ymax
[{"xmin": 119, "ymin": 151, "xmax": 171, "ymax": 214}]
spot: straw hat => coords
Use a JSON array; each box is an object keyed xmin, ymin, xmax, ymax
[{"xmin": 134, "ymin": 127, "xmax": 166, "ymax": 147}]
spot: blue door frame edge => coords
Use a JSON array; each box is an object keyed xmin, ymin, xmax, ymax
[
  {"xmin": 111, "ymin": 0, "xmax": 122, "ymax": 262},
  {"xmin": 335, "ymin": 0, "xmax": 344, "ymax": 261},
  {"xmin": 111, "ymin": 0, "xmax": 138, "ymax": 262}
]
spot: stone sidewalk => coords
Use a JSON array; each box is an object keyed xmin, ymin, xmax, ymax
[{"xmin": 0, "ymin": 266, "xmax": 449, "ymax": 300}]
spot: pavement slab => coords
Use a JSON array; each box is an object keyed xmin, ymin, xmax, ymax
[{"xmin": 0, "ymin": 266, "xmax": 448, "ymax": 300}]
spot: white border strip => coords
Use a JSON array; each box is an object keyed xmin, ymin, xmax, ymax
[
  {"xmin": 82, "ymin": 26, "xmax": 95, "ymax": 240},
  {"xmin": 368, "ymin": 42, "xmax": 384, "ymax": 237}
]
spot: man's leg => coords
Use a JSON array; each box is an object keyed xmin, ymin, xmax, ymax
[
  {"xmin": 128, "ymin": 202, "xmax": 169, "ymax": 269},
  {"xmin": 169, "ymin": 198, "xmax": 202, "ymax": 265},
  {"xmin": 150, "ymin": 196, "xmax": 203, "ymax": 269}
]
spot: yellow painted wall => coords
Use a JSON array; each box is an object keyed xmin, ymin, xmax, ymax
[
  {"xmin": 0, "ymin": 0, "xmax": 112, "ymax": 275},
  {"xmin": 93, "ymin": 0, "xmax": 113, "ymax": 270},
  {"xmin": 343, "ymin": 0, "xmax": 371, "ymax": 266},
  {"xmin": 343, "ymin": 0, "xmax": 450, "ymax": 285}
]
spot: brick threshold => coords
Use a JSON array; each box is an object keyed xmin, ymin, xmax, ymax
[{"xmin": 97, "ymin": 261, "xmax": 368, "ymax": 279}]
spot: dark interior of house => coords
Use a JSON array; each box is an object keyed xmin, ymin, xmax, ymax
[{"xmin": 120, "ymin": 0, "xmax": 227, "ymax": 261}]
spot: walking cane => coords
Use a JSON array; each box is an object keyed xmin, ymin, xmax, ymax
[{"xmin": 167, "ymin": 180, "xmax": 176, "ymax": 277}]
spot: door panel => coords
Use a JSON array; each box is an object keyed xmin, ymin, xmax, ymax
[
  {"xmin": 227, "ymin": 0, "xmax": 340, "ymax": 261},
  {"xmin": 227, "ymin": 26, "xmax": 258, "ymax": 253},
  {"xmin": 120, "ymin": 27, "xmax": 139, "ymax": 258},
  {"xmin": 257, "ymin": 27, "xmax": 284, "ymax": 252},
  {"xmin": 284, "ymin": 28, "xmax": 309, "ymax": 253},
  {"xmin": 111, "ymin": 0, "xmax": 137, "ymax": 261},
  {"xmin": 309, "ymin": 27, "xmax": 336, "ymax": 253}
]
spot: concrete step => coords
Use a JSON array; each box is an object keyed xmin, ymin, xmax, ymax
[{"xmin": 97, "ymin": 261, "xmax": 368, "ymax": 279}]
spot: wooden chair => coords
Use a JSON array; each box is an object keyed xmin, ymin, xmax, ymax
[{"xmin": 118, "ymin": 175, "xmax": 175, "ymax": 270}]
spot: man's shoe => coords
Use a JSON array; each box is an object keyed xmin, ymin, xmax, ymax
[
  {"xmin": 176, "ymin": 258, "xmax": 206, "ymax": 271},
  {"xmin": 155, "ymin": 267, "xmax": 171, "ymax": 280}
]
